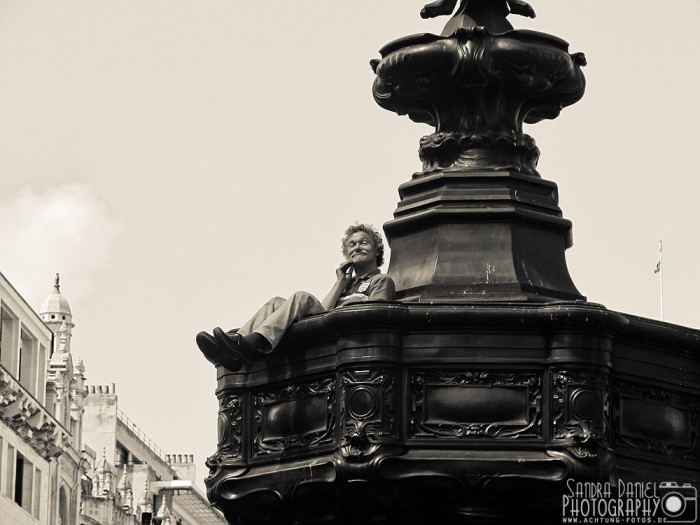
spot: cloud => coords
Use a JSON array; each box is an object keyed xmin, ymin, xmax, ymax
[{"xmin": 0, "ymin": 183, "xmax": 124, "ymax": 308}]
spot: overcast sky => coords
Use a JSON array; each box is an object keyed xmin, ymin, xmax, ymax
[{"xmin": 1, "ymin": 0, "xmax": 698, "ymax": 492}]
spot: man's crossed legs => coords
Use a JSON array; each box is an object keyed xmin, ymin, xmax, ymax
[{"xmin": 196, "ymin": 291, "xmax": 326, "ymax": 371}]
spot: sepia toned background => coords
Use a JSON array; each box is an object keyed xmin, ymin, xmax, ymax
[{"xmin": 0, "ymin": 0, "xmax": 697, "ymax": 491}]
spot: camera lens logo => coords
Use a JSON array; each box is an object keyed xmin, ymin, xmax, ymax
[{"xmin": 659, "ymin": 482, "xmax": 697, "ymax": 523}]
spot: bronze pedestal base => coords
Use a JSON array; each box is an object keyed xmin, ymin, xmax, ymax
[{"xmin": 205, "ymin": 302, "xmax": 699, "ymax": 524}]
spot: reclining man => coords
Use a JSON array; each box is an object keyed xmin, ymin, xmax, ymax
[{"xmin": 196, "ymin": 223, "xmax": 396, "ymax": 371}]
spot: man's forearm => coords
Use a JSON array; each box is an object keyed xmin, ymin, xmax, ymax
[
  {"xmin": 321, "ymin": 280, "xmax": 346, "ymax": 310},
  {"xmin": 335, "ymin": 293, "xmax": 368, "ymax": 307}
]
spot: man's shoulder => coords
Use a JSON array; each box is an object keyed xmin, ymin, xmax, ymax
[
  {"xmin": 368, "ymin": 272, "xmax": 393, "ymax": 284},
  {"xmin": 367, "ymin": 272, "xmax": 396, "ymax": 299}
]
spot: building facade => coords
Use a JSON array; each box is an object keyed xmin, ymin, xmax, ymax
[
  {"xmin": 80, "ymin": 385, "xmax": 226, "ymax": 525},
  {"xmin": 0, "ymin": 272, "xmax": 224, "ymax": 524},
  {"xmin": 0, "ymin": 273, "xmax": 85, "ymax": 525}
]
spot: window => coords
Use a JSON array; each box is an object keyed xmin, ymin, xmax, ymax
[
  {"xmin": 14, "ymin": 452, "xmax": 23, "ymax": 505},
  {"xmin": 4, "ymin": 449, "xmax": 36, "ymax": 514},
  {"xmin": 14, "ymin": 452, "xmax": 33, "ymax": 512},
  {"xmin": 32, "ymin": 468, "xmax": 41, "ymax": 519},
  {"xmin": 59, "ymin": 486, "xmax": 68, "ymax": 525},
  {"xmin": 0, "ymin": 305, "xmax": 19, "ymax": 374},
  {"xmin": 17, "ymin": 344, "xmax": 22, "ymax": 382},
  {"xmin": 19, "ymin": 329, "xmax": 39, "ymax": 396},
  {"xmin": 115, "ymin": 443, "xmax": 128, "ymax": 467},
  {"xmin": 5, "ymin": 444, "xmax": 13, "ymax": 499}
]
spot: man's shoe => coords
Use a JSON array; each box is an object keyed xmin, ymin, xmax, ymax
[
  {"xmin": 213, "ymin": 327, "xmax": 258, "ymax": 363},
  {"xmin": 196, "ymin": 331, "xmax": 244, "ymax": 372}
]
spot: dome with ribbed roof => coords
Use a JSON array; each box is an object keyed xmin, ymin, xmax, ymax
[{"xmin": 40, "ymin": 273, "xmax": 72, "ymax": 320}]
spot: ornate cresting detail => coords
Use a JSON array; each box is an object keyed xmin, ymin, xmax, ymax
[
  {"xmin": 372, "ymin": 26, "xmax": 586, "ymax": 175},
  {"xmin": 339, "ymin": 369, "xmax": 397, "ymax": 457},
  {"xmin": 0, "ymin": 366, "xmax": 71, "ymax": 458},
  {"xmin": 552, "ymin": 371, "xmax": 610, "ymax": 459},
  {"xmin": 612, "ymin": 381, "xmax": 699, "ymax": 458},
  {"xmin": 410, "ymin": 370, "xmax": 541, "ymax": 439},
  {"xmin": 253, "ymin": 377, "xmax": 335, "ymax": 456}
]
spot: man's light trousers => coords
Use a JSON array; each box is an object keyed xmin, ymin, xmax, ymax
[{"xmin": 236, "ymin": 291, "xmax": 326, "ymax": 352}]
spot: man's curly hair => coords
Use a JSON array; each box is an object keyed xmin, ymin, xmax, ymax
[{"xmin": 341, "ymin": 223, "xmax": 385, "ymax": 267}]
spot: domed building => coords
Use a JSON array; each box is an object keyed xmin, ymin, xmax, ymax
[
  {"xmin": 0, "ymin": 272, "xmax": 84, "ymax": 525},
  {"xmin": 1, "ymin": 272, "xmax": 226, "ymax": 524},
  {"xmin": 35, "ymin": 275, "xmax": 85, "ymax": 444},
  {"xmin": 40, "ymin": 274, "xmax": 74, "ymax": 332}
]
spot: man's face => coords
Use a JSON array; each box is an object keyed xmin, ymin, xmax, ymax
[{"xmin": 345, "ymin": 231, "xmax": 377, "ymax": 268}]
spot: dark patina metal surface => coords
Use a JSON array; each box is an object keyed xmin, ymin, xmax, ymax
[
  {"xmin": 205, "ymin": 303, "xmax": 699, "ymax": 524},
  {"xmin": 369, "ymin": 1, "xmax": 586, "ymax": 303},
  {"xmin": 202, "ymin": 2, "xmax": 700, "ymax": 523}
]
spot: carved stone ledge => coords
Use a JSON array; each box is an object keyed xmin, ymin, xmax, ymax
[{"xmin": 0, "ymin": 366, "xmax": 71, "ymax": 458}]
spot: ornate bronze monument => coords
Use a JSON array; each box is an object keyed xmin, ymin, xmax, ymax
[{"xmin": 202, "ymin": 3, "xmax": 699, "ymax": 524}]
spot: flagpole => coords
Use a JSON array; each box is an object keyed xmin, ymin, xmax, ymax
[{"xmin": 658, "ymin": 240, "xmax": 664, "ymax": 321}]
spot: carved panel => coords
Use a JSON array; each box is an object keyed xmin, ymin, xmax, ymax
[
  {"xmin": 613, "ymin": 381, "xmax": 698, "ymax": 457},
  {"xmin": 410, "ymin": 371, "xmax": 541, "ymax": 439},
  {"xmin": 552, "ymin": 371, "xmax": 609, "ymax": 458},
  {"xmin": 339, "ymin": 370, "xmax": 397, "ymax": 457},
  {"xmin": 254, "ymin": 378, "xmax": 335, "ymax": 456},
  {"xmin": 215, "ymin": 393, "xmax": 243, "ymax": 461}
]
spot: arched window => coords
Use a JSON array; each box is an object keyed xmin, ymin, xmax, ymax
[{"xmin": 59, "ymin": 486, "xmax": 68, "ymax": 525}]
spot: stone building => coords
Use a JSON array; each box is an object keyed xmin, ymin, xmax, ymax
[
  {"xmin": 80, "ymin": 384, "xmax": 226, "ymax": 525},
  {"xmin": 0, "ymin": 272, "xmax": 86, "ymax": 525},
  {"xmin": 0, "ymin": 271, "xmax": 224, "ymax": 524}
]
